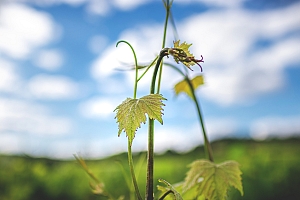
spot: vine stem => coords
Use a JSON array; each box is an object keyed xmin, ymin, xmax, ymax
[
  {"xmin": 146, "ymin": 4, "xmax": 171, "ymax": 196},
  {"xmin": 146, "ymin": 49, "xmax": 169, "ymax": 200},
  {"xmin": 185, "ymin": 77, "xmax": 214, "ymax": 162},
  {"xmin": 157, "ymin": 0, "xmax": 172, "ymax": 94},
  {"xmin": 165, "ymin": 63, "xmax": 214, "ymax": 162}
]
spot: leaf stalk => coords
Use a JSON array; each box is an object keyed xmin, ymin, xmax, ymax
[
  {"xmin": 127, "ymin": 140, "xmax": 143, "ymax": 200},
  {"xmin": 116, "ymin": 40, "xmax": 143, "ymax": 199}
]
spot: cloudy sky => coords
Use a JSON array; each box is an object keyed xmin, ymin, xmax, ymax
[{"xmin": 0, "ymin": 0, "xmax": 300, "ymax": 159}]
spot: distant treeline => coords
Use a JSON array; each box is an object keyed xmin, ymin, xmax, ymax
[{"xmin": 1, "ymin": 138, "xmax": 300, "ymax": 200}]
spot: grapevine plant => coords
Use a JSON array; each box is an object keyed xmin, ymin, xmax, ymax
[{"xmin": 76, "ymin": 0, "xmax": 243, "ymax": 199}]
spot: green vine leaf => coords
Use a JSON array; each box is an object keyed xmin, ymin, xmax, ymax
[
  {"xmin": 174, "ymin": 75, "xmax": 204, "ymax": 99},
  {"xmin": 183, "ymin": 159, "xmax": 243, "ymax": 200},
  {"xmin": 158, "ymin": 179, "xmax": 183, "ymax": 200},
  {"xmin": 114, "ymin": 94, "xmax": 166, "ymax": 146}
]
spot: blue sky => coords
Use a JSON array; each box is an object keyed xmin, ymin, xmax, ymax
[{"xmin": 0, "ymin": 0, "xmax": 300, "ymax": 159}]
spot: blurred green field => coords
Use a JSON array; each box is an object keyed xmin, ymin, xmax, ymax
[{"xmin": 1, "ymin": 138, "xmax": 300, "ymax": 200}]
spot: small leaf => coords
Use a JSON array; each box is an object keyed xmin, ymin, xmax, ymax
[
  {"xmin": 114, "ymin": 94, "xmax": 166, "ymax": 146},
  {"xmin": 174, "ymin": 75, "xmax": 204, "ymax": 99},
  {"xmin": 183, "ymin": 159, "xmax": 243, "ymax": 200},
  {"xmin": 173, "ymin": 40, "xmax": 194, "ymax": 58},
  {"xmin": 158, "ymin": 179, "xmax": 183, "ymax": 200},
  {"xmin": 170, "ymin": 40, "xmax": 204, "ymax": 71}
]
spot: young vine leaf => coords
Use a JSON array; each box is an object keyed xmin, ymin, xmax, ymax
[
  {"xmin": 168, "ymin": 40, "xmax": 204, "ymax": 71},
  {"xmin": 174, "ymin": 75, "xmax": 204, "ymax": 99},
  {"xmin": 114, "ymin": 94, "xmax": 166, "ymax": 146},
  {"xmin": 183, "ymin": 159, "xmax": 243, "ymax": 200},
  {"xmin": 157, "ymin": 179, "xmax": 183, "ymax": 200}
]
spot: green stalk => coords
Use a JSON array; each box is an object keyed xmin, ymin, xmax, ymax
[
  {"xmin": 157, "ymin": 0, "xmax": 172, "ymax": 94},
  {"xmin": 128, "ymin": 140, "xmax": 142, "ymax": 200},
  {"xmin": 146, "ymin": 118, "xmax": 154, "ymax": 200},
  {"xmin": 185, "ymin": 77, "xmax": 214, "ymax": 162},
  {"xmin": 143, "ymin": 4, "xmax": 172, "ymax": 195},
  {"xmin": 116, "ymin": 40, "xmax": 139, "ymax": 99},
  {"xmin": 159, "ymin": 190, "xmax": 173, "ymax": 200},
  {"xmin": 137, "ymin": 56, "xmax": 158, "ymax": 82},
  {"xmin": 116, "ymin": 40, "xmax": 142, "ymax": 199},
  {"xmin": 146, "ymin": 49, "xmax": 169, "ymax": 200},
  {"xmin": 165, "ymin": 63, "xmax": 214, "ymax": 162}
]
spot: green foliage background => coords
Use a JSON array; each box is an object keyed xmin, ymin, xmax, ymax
[{"xmin": 1, "ymin": 138, "xmax": 300, "ymax": 200}]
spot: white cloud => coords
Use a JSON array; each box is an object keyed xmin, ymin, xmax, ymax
[
  {"xmin": 39, "ymin": 135, "xmax": 132, "ymax": 159},
  {"xmin": 89, "ymin": 23, "xmax": 180, "ymax": 96},
  {"xmin": 46, "ymin": 139, "xmax": 82, "ymax": 159},
  {"xmin": 0, "ymin": 59, "xmax": 22, "ymax": 93},
  {"xmin": 9, "ymin": 0, "xmax": 151, "ymax": 16},
  {"xmin": 91, "ymin": 24, "xmax": 164, "ymax": 79},
  {"xmin": 79, "ymin": 97, "xmax": 119, "ymax": 118},
  {"xmin": 98, "ymin": 76, "xmax": 131, "ymax": 95},
  {"xmin": 85, "ymin": 0, "xmax": 151, "ymax": 15},
  {"xmin": 175, "ymin": 0, "xmax": 245, "ymax": 8},
  {"xmin": 153, "ymin": 126, "xmax": 202, "ymax": 153},
  {"xmin": 27, "ymin": 74, "xmax": 80, "ymax": 100},
  {"xmin": 206, "ymin": 118, "xmax": 238, "ymax": 140},
  {"xmin": 0, "ymin": 98, "xmax": 72, "ymax": 136},
  {"xmin": 59, "ymin": 0, "xmax": 86, "ymax": 5},
  {"xmin": 131, "ymin": 118, "xmax": 238, "ymax": 154},
  {"xmin": 9, "ymin": 0, "xmax": 87, "ymax": 6},
  {"xmin": 88, "ymin": 35, "xmax": 108, "ymax": 54},
  {"xmin": 91, "ymin": 45, "xmax": 123, "ymax": 78},
  {"xmin": 33, "ymin": 49, "xmax": 64, "ymax": 70},
  {"xmin": 90, "ymin": 2, "xmax": 300, "ymax": 107},
  {"xmin": 257, "ymin": 4, "xmax": 300, "ymax": 39},
  {"xmin": 0, "ymin": 133, "xmax": 23, "ymax": 154},
  {"xmin": 250, "ymin": 116, "xmax": 300, "ymax": 140},
  {"xmin": 111, "ymin": 0, "xmax": 151, "ymax": 11},
  {"xmin": 0, "ymin": 3, "xmax": 58, "ymax": 59},
  {"xmin": 178, "ymin": 2, "xmax": 300, "ymax": 105},
  {"xmin": 49, "ymin": 117, "xmax": 237, "ymax": 158},
  {"xmin": 85, "ymin": 0, "xmax": 110, "ymax": 16}
]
